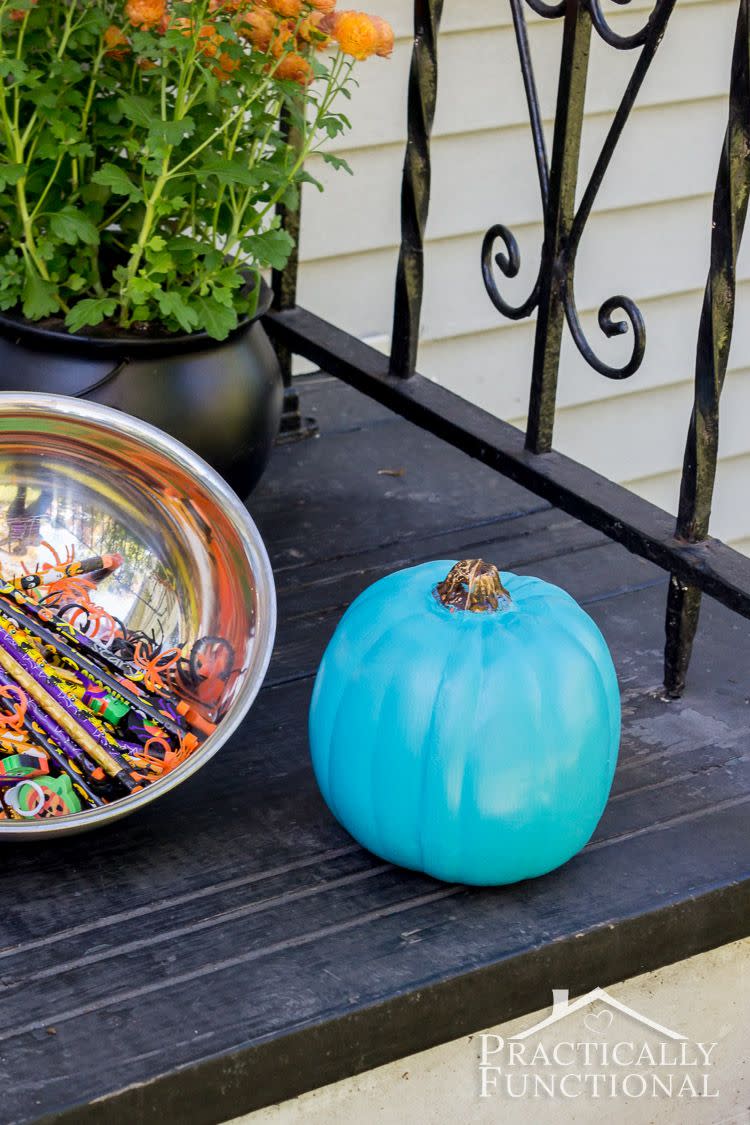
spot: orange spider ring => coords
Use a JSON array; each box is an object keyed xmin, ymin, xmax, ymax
[{"xmin": 0, "ymin": 683, "xmax": 27, "ymax": 731}]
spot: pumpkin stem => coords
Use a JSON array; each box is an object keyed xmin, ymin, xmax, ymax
[{"xmin": 435, "ymin": 560, "xmax": 510, "ymax": 613}]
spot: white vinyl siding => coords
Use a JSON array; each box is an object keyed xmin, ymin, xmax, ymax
[{"xmin": 295, "ymin": 0, "xmax": 748, "ymax": 549}]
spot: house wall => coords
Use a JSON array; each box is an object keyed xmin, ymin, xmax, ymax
[{"xmin": 294, "ymin": 0, "xmax": 750, "ymax": 552}]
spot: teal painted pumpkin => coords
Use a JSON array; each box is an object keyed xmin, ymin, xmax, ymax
[{"xmin": 309, "ymin": 559, "xmax": 620, "ymax": 886}]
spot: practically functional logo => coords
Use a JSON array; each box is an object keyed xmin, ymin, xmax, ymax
[{"xmin": 479, "ymin": 988, "xmax": 719, "ymax": 1101}]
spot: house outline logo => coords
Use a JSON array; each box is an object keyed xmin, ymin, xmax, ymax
[
  {"xmin": 509, "ymin": 987, "xmax": 687, "ymax": 1042},
  {"xmin": 478, "ymin": 987, "xmax": 720, "ymax": 1102}
]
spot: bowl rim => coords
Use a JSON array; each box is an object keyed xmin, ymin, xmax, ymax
[{"xmin": 0, "ymin": 391, "xmax": 277, "ymax": 837}]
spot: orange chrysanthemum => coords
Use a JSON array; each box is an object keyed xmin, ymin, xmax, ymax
[
  {"xmin": 266, "ymin": 0, "xmax": 303, "ymax": 16},
  {"xmin": 174, "ymin": 18, "xmax": 223, "ymax": 58},
  {"xmin": 10, "ymin": 0, "xmax": 37, "ymax": 20},
  {"xmin": 370, "ymin": 15, "xmax": 393, "ymax": 58},
  {"xmin": 125, "ymin": 0, "xmax": 167, "ymax": 31},
  {"xmin": 209, "ymin": 0, "xmax": 252, "ymax": 12},
  {"xmin": 212, "ymin": 50, "xmax": 241, "ymax": 79},
  {"xmin": 270, "ymin": 18, "xmax": 296, "ymax": 57},
  {"xmin": 308, "ymin": 0, "xmax": 336, "ymax": 11},
  {"xmin": 330, "ymin": 11, "xmax": 378, "ymax": 60},
  {"xmin": 104, "ymin": 25, "xmax": 130, "ymax": 58},
  {"xmin": 275, "ymin": 51, "xmax": 313, "ymax": 84},
  {"xmin": 298, "ymin": 10, "xmax": 330, "ymax": 48},
  {"xmin": 237, "ymin": 8, "xmax": 275, "ymax": 51}
]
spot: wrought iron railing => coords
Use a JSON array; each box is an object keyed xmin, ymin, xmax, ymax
[{"xmin": 265, "ymin": 0, "xmax": 750, "ymax": 697}]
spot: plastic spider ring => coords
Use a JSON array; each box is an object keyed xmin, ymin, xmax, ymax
[{"xmin": 5, "ymin": 780, "xmax": 46, "ymax": 819}]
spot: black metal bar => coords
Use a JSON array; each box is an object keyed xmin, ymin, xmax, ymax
[
  {"xmin": 272, "ymin": 109, "xmax": 303, "ymax": 389},
  {"xmin": 272, "ymin": 104, "xmax": 315, "ymax": 440},
  {"xmin": 480, "ymin": 0, "xmax": 548, "ymax": 324},
  {"xmin": 389, "ymin": 0, "xmax": 444, "ymax": 378},
  {"xmin": 484, "ymin": 0, "xmax": 677, "ymax": 407},
  {"xmin": 525, "ymin": 0, "xmax": 592, "ymax": 453},
  {"xmin": 562, "ymin": 0, "xmax": 675, "ymax": 381},
  {"xmin": 664, "ymin": 0, "xmax": 750, "ymax": 696},
  {"xmin": 510, "ymin": 0, "xmax": 550, "ymax": 208},
  {"xmin": 272, "ymin": 132, "xmax": 318, "ymax": 442},
  {"xmin": 265, "ymin": 303, "xmax": 750, "ymax": 620}
]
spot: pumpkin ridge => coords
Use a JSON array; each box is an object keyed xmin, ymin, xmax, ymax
[
  {"xmin": 414, "ymin": 622, "xmax": 467, "ymax": 876},
  {"xmin": 546, "ymin": 609, "xmax": 621, "ymax": 785},
  {"xmin": 325, "ymin": 602, "xmax": 431, "ymax": 853},
  {"xmin": 455, "ymin": 621, "xmax": 488, "ymax": 879}
]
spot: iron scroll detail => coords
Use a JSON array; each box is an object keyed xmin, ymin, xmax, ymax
[{"xmin": 483, "ymin": 0, "xmax": 676, "ymax": 447}]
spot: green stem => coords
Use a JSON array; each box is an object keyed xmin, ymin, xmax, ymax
[
  {"xmin": 237, "ymin": 55, "xmax": 353, "ymax": 246},
  {"xmin": 30, "ymin": 152, "xmax": 63, "ymax": 220},
  {"xmin": 118, "ymin": 166, "xmax": 170, "ymax": 325},
  {"xmin": 19, "ymin": 0, "xmax": 77, "ymax": 149},
  {"xmin": 72, "ymin": 38, "xmax": 106, "ymax": 191},
  {"xmin": 16, "ymin": 179, "xmax": 48, "ymax": 279}
]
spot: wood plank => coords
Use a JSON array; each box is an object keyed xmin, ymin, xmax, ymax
[
  {"xmin": 1, "ymin": 381, "xmax": 747, "ymax": 1125},
  {"xmin": 251, "ymin": 393, "xmax": 547, "ymax": 571}
]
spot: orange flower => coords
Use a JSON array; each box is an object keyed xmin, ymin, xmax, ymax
[
  {"xmin": 176, "ymin": 16, "xmax": 240, "ymax": 76},
  {"xmin": 270, "ymin": 18, "xmax": 296, "ymax": 57},
  {"xmin": 125, "ymin": 0, "xmax": 167, "ymax": 31},
  {"xmin": 10, "ymin": 0, "xmax": 37, "ymax": 19},
  {"xmin": 330, "ymin": 11, "xmax": 378, "ymax": 60},
  {"xmin": 212, "ymin": 50, "xmax": 240, "ymax": 79},
  {"xmin": 308, "ymin": 0, "xmax": 336, "ymax": 11},
  {"xmin": 298, "ymin": 10, "xmax": 330, "ymax": 48},
  {"xmin": 209, "ymin": 0, "xmax": 252, "ymax": 11},
  {"xmin": 266, "ymin": 0, "xmax": 303, "ymax": 16},
  {"xmin": 104, "ymin": 25, "xmax": 130, "ymax": 59},
  {"xmin": 275, "ymin": 51, "xmax": 313, "ymax": 85},
  {"xmin": 370, "ymin": 15, "xmax": 393, "ymax": 58},
  {"xmin": 237, "ymin": 8, "xmax": 275, "ymax": 51},
  {"xmin": 174, "ymin": 18, "xmax": 222, "ymax": 58}
]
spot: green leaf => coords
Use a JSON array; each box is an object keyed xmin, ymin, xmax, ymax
[
  {"xmin": 321, "ymin": 153, "xmax": 353, "ymax": 176},
  {"xmin": 64, "ymin": 297, "xmax": 117, "ymax": 334},
  {"xmin": 146, "ymin": 251, "xmax": 174, "ymax": 274},
  {"xmin": 0, "ymin": 291, "xmax": 20, "ymax": 311},
  {"xmin": 118, "ymin": 94, "xmax": 154, "ymax": 129},
  {"xmin": 49, "ymin": 208, "xmax": 100, "ymax": 247},
  {"xmin": 157, "ymin": 290, "xmax": 199, "ymax": 334},
  {"xmin": 241, "ymin": 227, "xmax": 294, "ymax": 271},
  {"xmin": 92, "ymin": 164, "xmax": 143, "ymax": 202},
  {"xmin": 126, "ymin": 275, "xmax": 158, "ymax": 305},
  {"xmin": 22, "ymin": 271, "xmax": 58, "ymax": 320},
  {"xmin": 0, "ymin": 163, "xmax": 25, "ymax": 190},
  {"xmin": 321, "ymin": 114, "xmax": 348, "ymax": 140},
  {"xmin": 197, "ymin": 156, "xmax": 261, "ymax": 188},
  {"xmin": 0, "ymin": 59, "xmax": 28, "ymax": 83},
  {"xmin": 149, "ymin": 117, "xmax": 195, "ymax": 147},
  {"xmin": 191, "ymin": 295, "xmax": 237, "ymax": 341},
  {"xmin": 297, "ymin": 168, "xmax": 324, "ymax": 193}
]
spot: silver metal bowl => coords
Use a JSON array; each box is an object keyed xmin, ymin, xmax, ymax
[{"xmin": 0, "ymin": 392, "xmax": 276, "ymax": 837}]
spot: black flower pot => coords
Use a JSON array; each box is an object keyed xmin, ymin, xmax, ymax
[{"xmin": 0, "ymin": 280, "xmax": 283, "ymax": 496}]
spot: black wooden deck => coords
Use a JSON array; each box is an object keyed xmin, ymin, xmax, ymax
[{"xmin": 3, "ymin": 376, "xmax": 750, "ymax": 1125}]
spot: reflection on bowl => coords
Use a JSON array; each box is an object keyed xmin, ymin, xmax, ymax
[{"xmin": 0, "ymin": 393, "xmax": 276, "ymax": 837}]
